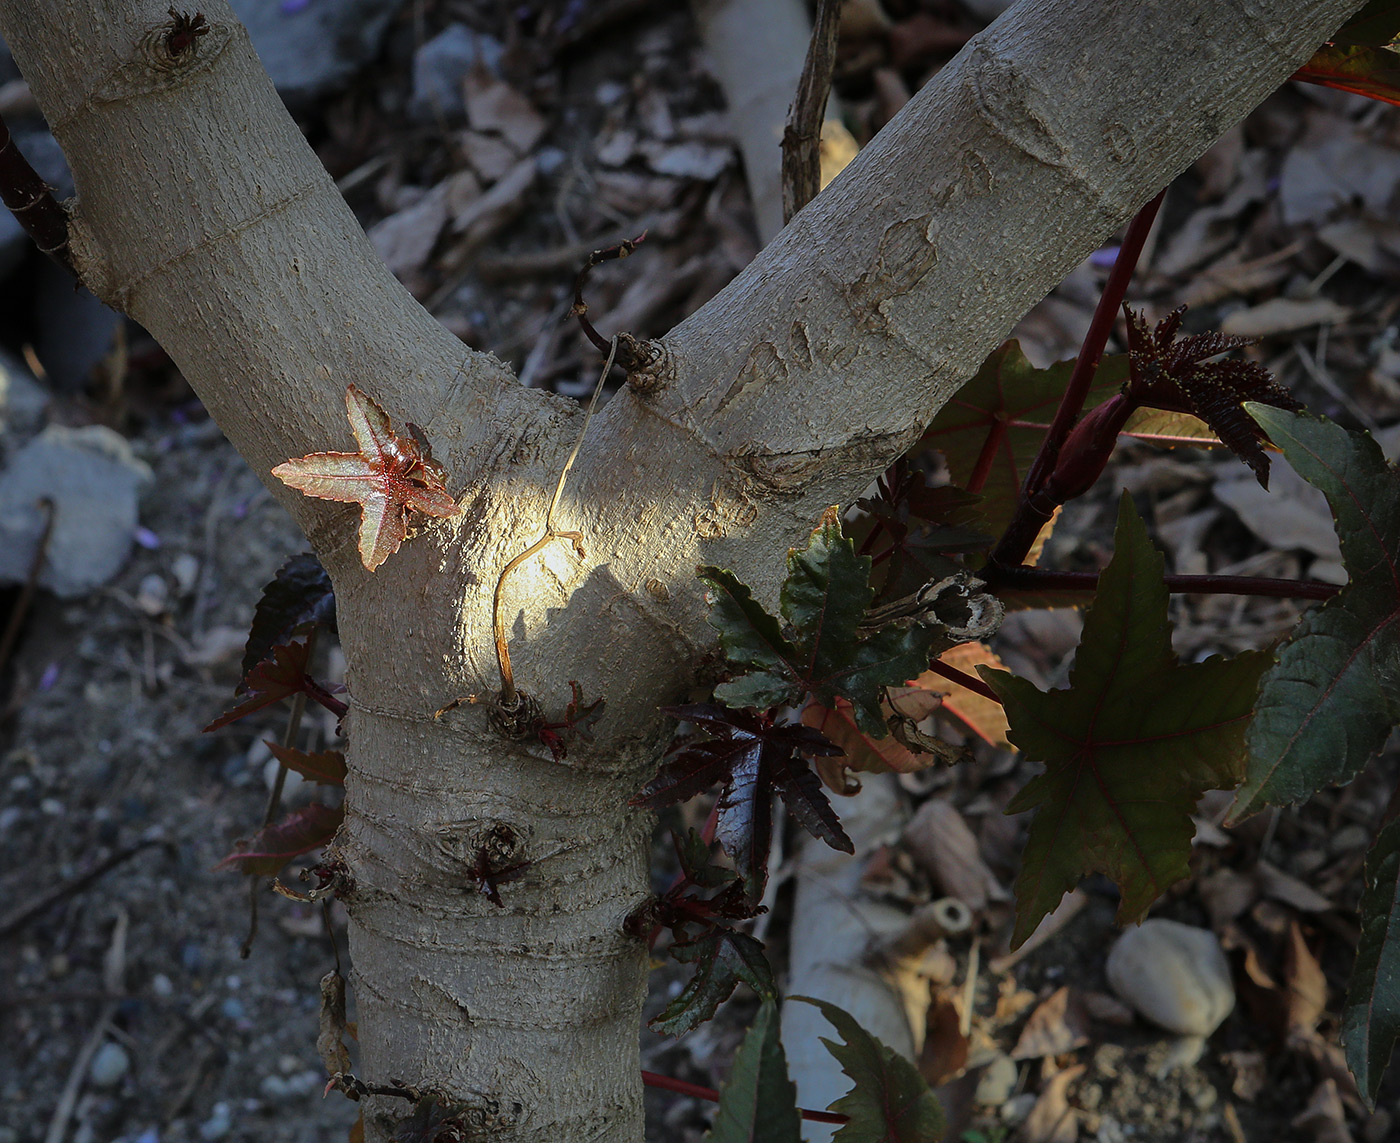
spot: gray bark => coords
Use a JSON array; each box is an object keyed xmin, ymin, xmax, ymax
[{"xmin": 0, "ymin": 0, "xmax": 1364, "ymax": 1139}]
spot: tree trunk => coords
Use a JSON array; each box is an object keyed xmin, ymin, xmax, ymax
[{"xmin": 0, "ymin": 0, "xmax": 1363, "ymax": 1139}]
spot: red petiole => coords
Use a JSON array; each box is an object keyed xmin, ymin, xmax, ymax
[{"xmin": 640, "ymin": 1070, "xmax": 848, "ymax": 1125}]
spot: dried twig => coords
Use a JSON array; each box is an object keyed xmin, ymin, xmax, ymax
[
  {"xmin": 0, "ymin": 838, "xmax": 161, "ymax": 938},
  {"xmin": 43, "ymin": 912, "xmax": 127, "ymax": 1143},
  {"xmin": 488, "ymin": 337, "xmax": 618, "ymax": 715},
  {"xmin": 571, "ymin": 233, "xmax": 645, "ymax": 354},
  {"xmin": 781, "ymin": 0, "xmax": 842, "ymax": 224},
  {"xmin": 0, "ymin": 497, "xmax": 54, "ymax": 680}
]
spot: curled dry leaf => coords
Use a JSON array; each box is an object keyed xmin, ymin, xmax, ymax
[
  {"xmin": 1020, "ymin": 1062, "xmax": 1085, "ymax": 1143},
  {"xmin": 1011, "ymin": 987, "xmax": 1091, "ymax": 1060},
  {"xmin": 902, "ymin": 799, "xmax": 1008, "ymax": 913},
  {"xmin": 273, "ymin": 385, "xmax": 459, "ymax": 571}
]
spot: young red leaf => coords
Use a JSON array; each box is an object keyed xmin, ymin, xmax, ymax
[
  {"xmin": 1230, "ymin": 407, "xmax": 1400, "ymax": 820},
  {"xmin": 216, "ymin": 801, "xmax": 344, "ymax": 876},
  {"xmin": 1123, "ymin": 305, "xmax": 1299, "ymax": 487},
  {"xmin": 922, "ymin": 340, "xmax": 1128, "ymax": 537},
  {"xmin": 242, "ymin": 552, "xmax": 336, "ymax": 680},
  {"xmin": 205, "ymin": 640, "xmax": 347, "ymax": 730},
  {"xmin": 984, "ymin": 495, "xmax": 1269, "ymax": 948},
  {"xmin": 793, "ymin": 996, "xmax": 946, "ymax": 1143},
  {"xmin": 265, "ymin": 741, "xmax": 347, "ymax": 786},
  {"xmin": 635, "ymin": 704, "xmax": 850, "ymax": 904},
  {"xmin": 272, "ymin": 384, "xmax": 459, "ymax": 571}
]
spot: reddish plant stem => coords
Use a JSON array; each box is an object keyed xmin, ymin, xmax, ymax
[
  {"xmin": 924, "ymin": 658, "xmax": 1003, "ymax": 703},
  {"xmin": 640, "ymin": 1070, "xmax": 848, "ymax": 1125},
  {"xmin": 983, "ymin": 564, "xmax": 1339, "ymax": 601},
  {"xmin": 992, "ymin": 189, "xmax": 1164, "ymax": 566},
  {"xmin": 647, "ymin": 801, "xmax": 722, "ymax": 951},
  {"xmin": 965, "ymin": 417, "xmax": 1008, "ymax": 496},
  {"xmin": 0, "ymin": 112, "xmax": 73, "ymax": 274}
]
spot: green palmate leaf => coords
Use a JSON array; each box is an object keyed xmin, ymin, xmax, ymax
[
  {"xmin": 1344, "ymin": 817, "xmax": 1400, "ymax": 1105},
  {"xmin": 922, "ymin": 341, "xmax": 1127, "ymax": 536},
  {"xmin": 704, "ymin": 1000, "xmax": 801, "ymax": 1143},
  {"xmin": 703, "ymin": 510, "xmax": 952, "ymax": 735},
  {"xmin": 700, "ymin": 567, "xmax": 801, "ymax": 711},
  {"xmin": 985, "ymin": 495, "xmax": 1269, "ymax": 947},
  {"xmin": 1120, "ymin": 407, "xmax": 1223, "ymax": 448},
  {"xmin": 794, "ymin": 997, "xmax": 945, "ymax": 1143},
  {"xmin": 651, "ymin": 928, "xmax": 777, "ymax": 1036},
  {"xmin": 1231, "ymin": 407, "xmax": 1400, "ymax": 820},
  {"xmin": 1297, "ymin": 44, "xmax": 1400, "ymax": 106},
  {"xmin": 1332, "ymin": 1, "xmax": 1400, "ymax": 48},
  {"xmin": 1295, "ymin": 2, "xmax": 1400, "ymax": 105}
]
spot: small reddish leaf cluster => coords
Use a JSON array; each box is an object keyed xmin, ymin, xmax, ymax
[
  {"xmin": 1122, "ymin": 305, "xmax": 1299, "ymax": 487},
  {"xmin": 273, "ymin": 385, "xmax": 459, "ymax": 571},
  {"xmin": 217, "ymin": 802, "xmax": 344, "ymax": 877},
  {"xmin": 627, "ymin": 829, "xmax": 777, "ymax": 1036},
  {"xmin": 210, "ymin": 560, "xmax": 347, "ymax": 878},
  {"xmin": 633, "ymin": 704, "xmax": 850, "ymax": 906},
  {"xmin": 205, "ymin": 640, "xmax": 347, "ymax": 731},
  {"xmin": 533, "ymin": 681, "xmax": 605, "ymax": 761}
]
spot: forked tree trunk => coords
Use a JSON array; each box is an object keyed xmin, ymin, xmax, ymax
[{"xmin": 0, "ymin": 1, "xmax": 1362, "ymax": 1139}]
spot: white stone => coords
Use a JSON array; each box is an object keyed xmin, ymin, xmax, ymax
[{"xmin": 1106, "ymin": 919, "xmax": 1234, "ymax": 1037}]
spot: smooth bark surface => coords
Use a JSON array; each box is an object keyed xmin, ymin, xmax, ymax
[{"xmin": 0, "ymin": 1, "xmax": 1363, "ymax": 1139}]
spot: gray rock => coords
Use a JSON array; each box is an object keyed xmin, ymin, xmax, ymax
[
  {"xmin": 88, "ymin": 1041, "xmax": 130, "ymax": 1087},
  {"xmin": 231, "ymin": 0, "xmax": 408, "ymax": 105},
  {"xmin": 198, "ymin": 1102, "xmax": 232, "ymax": 1141},
  {"xmin": 0, "ymin": 424, "xmax": 153, "ymax": 597},
  {"xmin": 410, "ymin": 24, "xmax": 503, "ymax": 121},
  {"xmin": 0, "ymin": 350, "xmax": 49, "ymax": 445}
]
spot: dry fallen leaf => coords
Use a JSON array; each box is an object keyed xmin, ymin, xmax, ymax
[
  {"xmin": 1020, "ymin": 1062, "xmax": 1085, "ymax": 1143},
  {"xmin": 903, "ymin": 799, "xmax": 1008, "ymax": 913},
  {"xmin": 1011, "ymin": 987, "xmax": 1091, "ymax": 1060},
  {"xmin": 1284, "ymin": 920, "xmax": 1329, "ymax": 1041}
]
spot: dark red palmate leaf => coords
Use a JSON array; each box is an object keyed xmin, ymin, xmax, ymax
[
  {"xmin": 633, "ymin": 704, "xmax": 849, "ymax": 904},
  {"xmin": 205, "ymin": 640, "xmax": 347, "ymax": 731},
  {"xmin": 242, "ymin": 552, "xmax": 336, "ymax": 680},
  {"xmin": 216, "ymin": 802, "xmax": 344, "ymax": 876},
  {"xmin": 265, "ymin": 741, "xmax": 347, "ymax": 785},
  {"xmin": 273, "ymin": 385, "xmax": 459, "ymax": 571}
]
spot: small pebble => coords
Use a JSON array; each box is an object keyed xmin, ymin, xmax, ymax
[
  {"xmin": 220, "ymin": 998, "xmax": 246, "ymax": 1022},
  {"xmin": 88, "ymin": 1041, "xmax": 130, "ymax": 1087},
  {"xmin": 151, "ymin": 973, "xmax": 173, "ymax": 997},
  {"xmin": 198, "ymin": 1102, "xmax": 232, "ymax": 1141},
  {"xmin": 1000, "ymin": 1092, "xmax": 1037, "ymax": 1124},
  {"xmin": 1332, "ymin": 824, "xmax": 1370, "ymax": 853},
  {"xmin": 135, "ymin": 573, "xmax": 168, "ymax": 616},
  {"xmin": 171, "ymin": 553, "xmax": 200, "ymax": 595},
  {"xmin": 974, "ymin": 1053, "xmax": 1018, "ymax": 1106}
]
